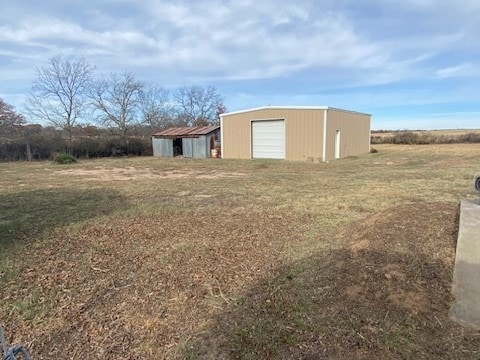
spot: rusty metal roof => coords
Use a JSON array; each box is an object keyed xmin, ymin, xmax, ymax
[{"xmin": 152, "ymin": 125, "xmax": 220, "ymax": 138}]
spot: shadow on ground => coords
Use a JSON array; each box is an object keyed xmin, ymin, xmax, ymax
[
  {"xmin": 0, "ymin": 188, "xmax": 128, "ymax": 247},
  {"xmin": 3, "ymin": 197, "xmax": 480, "ymax": 359},
  {"xmin": 189, "ymin": 202, "xmax": 480, "ymax": 359}
]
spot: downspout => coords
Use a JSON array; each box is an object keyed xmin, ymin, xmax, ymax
[{"xmin": 322, "ymin": 108, "xmax": 328, "ymax": 162}]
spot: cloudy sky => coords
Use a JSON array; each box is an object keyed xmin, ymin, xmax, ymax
[{"xmin": 1, "ymin": 0, "xmax": 479, "ymax": 129}]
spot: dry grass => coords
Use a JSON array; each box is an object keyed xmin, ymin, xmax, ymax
[{"xmin": 1, "ymin": 144, "xmax": 480, "ymax": 359}]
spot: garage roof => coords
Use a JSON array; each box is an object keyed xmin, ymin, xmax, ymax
[
  {"xmin": 153, "ymin": 125, "xmax": 220, "ymax": 138},
  {"xmin": 220, "ymin": 106, "xmax": 371, "ymax": 117}
]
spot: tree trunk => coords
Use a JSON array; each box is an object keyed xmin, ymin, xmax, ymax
[
  {"xmin": 123, "ymin": 127, "xmax": 129, "ymax": 156},
  {"xmin": 67, "ymin": 127, "xmax": 73, "ymax": 155},
  {"xmin": 26, "ymin": 144, "xmax": 32, "ymax": 161}
]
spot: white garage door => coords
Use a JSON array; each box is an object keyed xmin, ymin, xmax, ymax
[{"xmin": 251, "ymin": 120, "xmax": 285, "ymax": 159}]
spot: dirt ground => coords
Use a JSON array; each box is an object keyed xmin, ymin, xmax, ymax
[
  {"xmin": 3, "ymin": 201, "xmax": 477, "ymax": 359},
  {"xmin": 172, "ymin": 202, "xmax": 478, "ymax": 359},
  {"xmin": 1, "ymin": 145, "xmax": 480, "ymax": 359},
  {"xmin": 55, "ymin": 167, "xmax": 246, "ymax": 181}
]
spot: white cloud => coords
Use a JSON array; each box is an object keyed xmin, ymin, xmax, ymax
[
  {"xmin": 0, "ymin": 19, "xmax": 158, "ymax": 52},
  {"xmin": 122, "ymin": 3, "xmax": 389, "ymax": 80},
  {"xmin": 437, "ymin": 64, "xmax": 476, "ymax": 79},
  {"xmin": 0, "ymin": 0, "xmax": 475, "ymax": 85},
  {"xmin": 1, "ymin": 0, "xmax": 480, "ymax": 130}
]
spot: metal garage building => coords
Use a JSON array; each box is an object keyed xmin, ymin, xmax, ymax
[
  {"xmin": 152, "ymin": 126, "xmax": 220, "ymax": 158},
  {"xmin": 220, "ymin": 106, "xmax": 371, "ymax": 162}
]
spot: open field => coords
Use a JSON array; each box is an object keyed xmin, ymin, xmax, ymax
[{"xmin": 1, "ymin": 144, "xmax": 480, "ymax": 359}]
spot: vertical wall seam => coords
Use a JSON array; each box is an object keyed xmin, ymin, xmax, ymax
[
  {"xmin": 220, "ymin": 116, "xmax": 224, "ymax": 159},
  {"xmin": 322, "ymin": 109, "xmax": 328, "ymax": 162}
]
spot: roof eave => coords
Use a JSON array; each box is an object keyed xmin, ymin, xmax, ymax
[
  {"xmin": 220, "ymin": 106, "xmax": 329, "ymax": 117},
  {"xmin": 152, "ymin": 125, "xmax": 220, "ymax": 138},
  {"xmin": 220, "ymin": 106, "xmax": 371, "ymax": 117}
]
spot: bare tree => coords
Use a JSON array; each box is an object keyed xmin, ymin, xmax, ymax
[
  {"xmin": 24, "ymin": 56, "xmax": 95, "ymax": 151},
  {"xmin": 138, "ymin": 83, "xmax": 175, "ymax": 131},
  {"xmin": 173, "ymin": 85, "xmax": 225, "ymax": 126},
  {"xmin": 0, "ymin": 98, "xmax": 26, "ymax": 140},
  {"xmin": 0, "ymin": 98, "xmax": 26, "ymax": 127},
  {"xmin": 90, "ymin": 71, "xmax": 143, "ymax": 144}
]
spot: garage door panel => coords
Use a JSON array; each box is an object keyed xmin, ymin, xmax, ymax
[{"xmin": 252, "ymin": 120, "xmax": 285, "ymax": 159}]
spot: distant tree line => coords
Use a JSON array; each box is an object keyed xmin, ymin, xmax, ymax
[
  {"xmin": 0, "ymin": 56, "xmax": 226, "ymax": 161},
  {"xmin": 0, "ymin": 119, "xmax": 153, "ymax": 161},
  {"xmin": 371, "ymin": 131, "xmax": 480, "ymax": 145}
]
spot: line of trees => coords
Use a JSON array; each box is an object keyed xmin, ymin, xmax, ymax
[
  {"xmin": 371, "ymin": 131, "xmax": 480, "ymax": 145},
  {"xmin": 0, "ymin": 113, "xmax": 154, "ymax": 161},
  {"xmin": 1, "ymin": 56, "xmax": 227, "ymax": 160}
]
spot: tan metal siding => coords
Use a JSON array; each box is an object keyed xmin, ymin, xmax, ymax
[
  {"xmin": 221, "ymin": 110, "xmax": 256, "ymax": 159},
  {"xmin": 221, "ymin": 109, "xmax": 325, "ymax": 161},
  {"xmin": 284, "ymin": 109, "xmax": 325, "ymax": 162},
  {"xmin": 325, "ymin": 109, "xmax": 371, "ymax": 161}
]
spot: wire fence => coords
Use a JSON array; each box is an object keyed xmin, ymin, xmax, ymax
[{"xmin": 0, "ymin": 327, "xmax": 30, "ymax": 360}]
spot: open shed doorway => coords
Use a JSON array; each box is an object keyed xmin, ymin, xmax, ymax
[{"xmin": 173, "ymin": 138, "xmax": 183, "ymax": 156}]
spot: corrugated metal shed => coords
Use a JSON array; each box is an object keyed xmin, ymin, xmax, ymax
[
  {"xmin": 152, "ymin": 126, "xmax": 221, "ymax": 158},
  {"xmin": 153, "ymin": 126, "xmax": 220, "ymax": 138}
]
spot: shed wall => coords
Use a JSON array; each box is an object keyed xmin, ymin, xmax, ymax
[
  {"xmin": 222, "ymin": 108, "xmax": 326, "ymax": 161},
  {"xmin": 193, "ymin": 136, "xmax": 207, "ymax": 158},
  {"xmin": 325, "ymin": 109, "xmax": 371, "ymax": 161},
  {"xmin": 153, "ymin": 129, "xmax": 219, "ymax": 158},
  {"xmin": 152, "ymin": 138, "xmax": 173, "ymax": 157},
  {"xmin": 183, "ymin": 138, "xmax": 193, "ymax": 157},
  {"xmin": 205, "ymin": 133, "xmax": 216, "ymax": 157}
]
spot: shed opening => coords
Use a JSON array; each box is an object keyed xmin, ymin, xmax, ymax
[{"xmin": 173, "ymin": 138, "xmax": 183, "ymax": 156}]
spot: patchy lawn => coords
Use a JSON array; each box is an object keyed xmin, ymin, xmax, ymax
[{"xmin": 1, "ymin": 144, "xmax": 480, "ymax": 359}]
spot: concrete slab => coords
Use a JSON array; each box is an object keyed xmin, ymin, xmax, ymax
[{"xmin": 450, "ymin": 200, "xmax": 480, "ymax": 329}]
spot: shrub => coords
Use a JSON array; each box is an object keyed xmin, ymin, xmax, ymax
[
  {"xmin": 371, "ymin": 131, "xmax": 480, "ymax": 145},
  {"xmin": 461, "ymin": 133, "xmax": 480, "ymax": 143},
  {"xmin": 54, "ymin": 153, "xmax": 77, "ymax": 164},
  {"xmin": 72, "ymin": 137, "xmax": 103, "ymax": 158},
  {"xmin": 392, "ymin": 132, "xmax": 420, "ymax": 144},
  {"xmin": 128, "ymin": 137, "xmax": 153, "ymax": 156}
]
